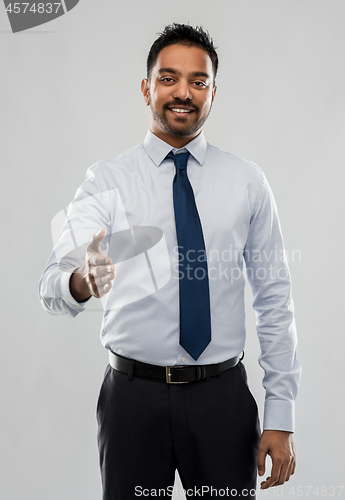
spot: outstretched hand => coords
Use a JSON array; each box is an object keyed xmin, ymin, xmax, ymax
[
  {"xmin": 70, "ymin": 228, "xmax": 115, "ymax": 302},
  {"xmin": 257, "ymin": 430, "xmax": 296, "ymax": 489}
]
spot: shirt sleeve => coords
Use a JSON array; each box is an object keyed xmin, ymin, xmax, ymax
[
  {"xmin": 39, "ymin": 164, "xmax": 113, "ymax": 317},
  {"xmin": 244, "ymin": 169, "xmax": 301, "ymax": 432}
]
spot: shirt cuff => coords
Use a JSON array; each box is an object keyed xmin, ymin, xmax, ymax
[
  {"xmin": 263, "ymin": 399, "xmax": 295, "ymax": 432},
  {"xmin": 59, "ymin": 271, "xmax": 90, "ymax": 313}
]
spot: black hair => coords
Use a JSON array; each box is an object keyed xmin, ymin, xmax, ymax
[{"xmin": 146, "ymin": 23, "xmax": 218, "ymax": 85}]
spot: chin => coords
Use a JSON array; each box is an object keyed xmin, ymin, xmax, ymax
[
  {"xmin": 169, "ymin": 129, "xmax": 197, "ymax": 137},
  {"xmin": 164, "ymin": 121, "xmax": 200, "ymax": 137},
  {"xmin": 152, "ymin": 109, "xmax": 202, "ymax": 138}
]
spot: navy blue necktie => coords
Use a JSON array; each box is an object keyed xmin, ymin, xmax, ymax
[{"xmin": 166, "ymin": 151, "xmax": 211, "ymax": 360}]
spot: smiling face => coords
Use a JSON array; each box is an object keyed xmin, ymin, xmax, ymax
[{"xmin": 141, "ymin": 43, "xmax": 217, "ymax": 148}]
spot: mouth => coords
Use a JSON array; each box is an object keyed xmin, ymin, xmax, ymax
[{"xmin": 167, "ymin": 106, "xmax": 195, "ymax": 118}]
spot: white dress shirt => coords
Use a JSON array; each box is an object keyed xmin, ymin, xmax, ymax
[{"xmin": 39, "ymin": 129, "xmax": 301, "ymax": 432}]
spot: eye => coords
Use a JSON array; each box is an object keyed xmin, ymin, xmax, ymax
[
  {"xmin": 161, "ymin": 77, "xmax": 174, "ymax": 83},
  {"xmin": 193, "ymin": 81, "xmax": 207, "ymax": 87}
]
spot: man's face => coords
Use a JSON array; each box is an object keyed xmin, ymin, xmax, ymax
[{"xmin": 141, "ymin": 44, "xmax": 217, "ymax": 146}]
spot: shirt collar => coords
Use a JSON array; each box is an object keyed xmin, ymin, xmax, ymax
[{"xmin": 143, "ymin": 129, "xmax": 207, "ymax": 167}]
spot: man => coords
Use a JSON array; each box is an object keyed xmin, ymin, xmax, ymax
[{"xmin": 39, "ymin": 23, "xmax": 301, "ymax": 499}]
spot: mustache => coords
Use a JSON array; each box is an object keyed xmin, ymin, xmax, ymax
[{"xmin": 163, "ymin": 99, "xmax": 198, "ymax": 112}]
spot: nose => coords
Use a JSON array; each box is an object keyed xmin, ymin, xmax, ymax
[{"xmin": 172, "ymin": 79, "xmax": 192, "ymax": 101}]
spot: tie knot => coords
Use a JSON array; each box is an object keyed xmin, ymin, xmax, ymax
[{"xmin": 166, "ymin": 151, "xmax": 190, "ymax": 170}]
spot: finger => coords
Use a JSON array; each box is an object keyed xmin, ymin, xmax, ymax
[
  {"xmin": 88, "ymin": 253, "xmax": 112, "ymax": 267},
  {"xmin": 275, "ymin": 460, "xmax": 290, "ymax": 486},
  {"xmin": 290, "ymin": 455, "xmax": 296, "ymax": 476},
  {"xmin": 95, "ymin": 280, "xmax": 113, "ymax": 298},
  {"xmin": 94, "ymin": 271, "xmax": 115, "ymax": 287},
  {"xmin": 87, "ymin": 228, "xmax": 107, "ymax": 254},
  {"xmin": 285, "ymin": 458, "xmax": 295, "ymax": 483},
  {"xmin": 103, "ymin": 282, "xmax": 113, "ymax": 294},
  {"xmin": 92, "ymin": 264, "xmax": 115, "ymax": 290},
  {"xmin": 87, "ymin": 273, "xmax": 113, "ymax": 298},
  {"xmin": 257, "ymin": 443, "xmax": 267, "ymax": 478},
  {"xmin": 86, "ymin": 261, "xmax": 115, "ymax": 297},
  {"xmin": 92, "ymin": 264, "xmax": 115, "ymax": 278},
  {"xmin": 260, "ymin": 459, "xmax": 282, "ymax": 489}
]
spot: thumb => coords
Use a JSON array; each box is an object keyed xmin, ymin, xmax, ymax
[
  {"xmin": 88, "ymin": 228, "xmax": 107, "ymax": 253},
  {"xmin": 257, "ymin": 443, "xmax": 267, "ymax": 477}
]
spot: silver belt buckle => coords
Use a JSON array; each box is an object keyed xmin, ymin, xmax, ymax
[{"xmin": 166, "ymin": 366, "xmax": 189, "ymax": 384}]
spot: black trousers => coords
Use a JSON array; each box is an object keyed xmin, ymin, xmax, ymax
[{"xmin": 97, "ymin": 360, "xmax": 261, "ymax": 500}]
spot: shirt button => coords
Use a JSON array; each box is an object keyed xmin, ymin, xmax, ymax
[{"xmin": 181, "ymin": 357, "xmax": 186, "ymax": 362}]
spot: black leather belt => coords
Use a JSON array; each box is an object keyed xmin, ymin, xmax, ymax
[{"xmin": 108, "ymin": 350, "xmax": 243, "ymax": 384}]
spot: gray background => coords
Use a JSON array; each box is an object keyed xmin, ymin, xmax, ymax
[{"xmin": 1, "ymin": 1, "xmax": 344, "ymax": 499}]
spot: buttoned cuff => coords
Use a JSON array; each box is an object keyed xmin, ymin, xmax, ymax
[
  {"xmin": 263, "ymin": 399, "xmax": 295, "ymax": 433},
  {"xmin": 59, "ymin": 271, "xmax": 90, "ymax": 314}
]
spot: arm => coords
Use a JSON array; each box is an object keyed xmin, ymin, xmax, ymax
[
  {"xmin": 39, "ymin": 165, "xmax": 115, "ymax": 316},
  {"xmin": 244, "ymin": 170, "xmax": 301, "ymax": 488}
]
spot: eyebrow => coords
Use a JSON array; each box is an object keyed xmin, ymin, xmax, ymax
[{"xmin": 158, "ymin": 67, "xmax": 210, "ymax": 79}]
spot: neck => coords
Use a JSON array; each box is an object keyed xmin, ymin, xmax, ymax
[{"xmin": 150, "ymin": 127, "xmax": 201, "ymax": 149}]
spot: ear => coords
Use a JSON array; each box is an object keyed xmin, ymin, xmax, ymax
[
  {"xmin": 211, "ymin": 84, "xmax": 217, "ymax": 103},
  {"xmin": 141, "ymin": 78, "xmax": 150, "ymax": 106}
]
